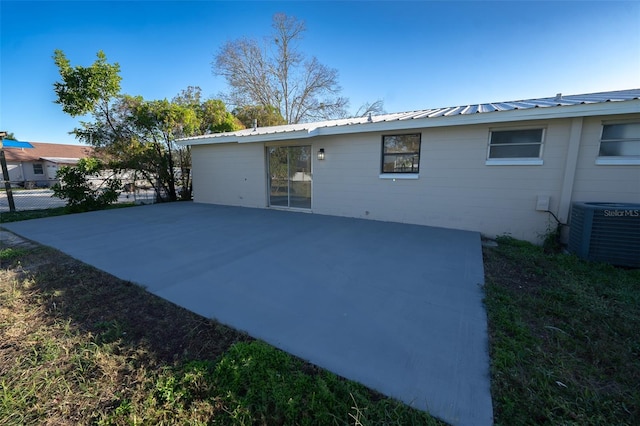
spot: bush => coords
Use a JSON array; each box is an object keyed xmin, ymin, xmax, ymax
[{"xmin": 52, "ymin": 157, "xmax": 122, "ymax": 213}]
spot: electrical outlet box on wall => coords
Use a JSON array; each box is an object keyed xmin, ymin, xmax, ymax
[{"xmin": 536, "ymin": 195, "xmax": 550, "ymax": 211}]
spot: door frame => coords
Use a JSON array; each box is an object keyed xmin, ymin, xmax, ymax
[{"xmin": 266, "ymin": 144, "xmax": 313, "ymax": 210}]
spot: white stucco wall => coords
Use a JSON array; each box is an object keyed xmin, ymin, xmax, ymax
[
  {"xmin": 190, "ymin": 114, "xmax": 639, "ymax": 243},
  {"xmin": 311, "ymin": 120, "xmax": 570, "ymax": 242},
  {"xmin": 191, "ymin": 143, "xmax": 266, "ymax": 208},
  {"xmin": 4, "ymin": 162, "xmax": 44, "ymax": 182},
  {"xmin": 571, "ymin": 114, "xmax": 640, "ymax": 203},
  {"xmin": 4, "ymin": 163, "xmax": 22, "ymax": 181}
]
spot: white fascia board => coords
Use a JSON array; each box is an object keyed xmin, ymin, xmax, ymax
[
  {"xmin": 175, "ymin": 135, "xmax": 239, "ymax": 146},
  {"xmin": 237, "ymin": 128, "xmax": 319, "ymax": 143},
  {"xmin": 176, "ymin": 128, "xmax": 319, "ymax": 146}
]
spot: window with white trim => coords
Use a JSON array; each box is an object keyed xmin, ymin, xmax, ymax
[
  {"xmin": 381, "ymin": 133, "xmax": 421, "ymax": 174},
  {"xmin": 598, "ymin": 122, "xmax": 640, "ymax": 157},
  {"xmin": 488, "ymin": 128, "xmax": 544, "ymax": 160},
  {"xmin": 33, "ymin": 163, "xmax": 43, "ymax": 174}
]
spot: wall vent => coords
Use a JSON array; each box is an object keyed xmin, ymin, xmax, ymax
[{"xmin": 568, "ymin": 202, "xmax": 640, "ymax": 267}]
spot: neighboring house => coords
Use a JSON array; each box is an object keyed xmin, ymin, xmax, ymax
[
  {"xmin": 177, "ymin": 89, "xmax": 640, "ymax": 243},
  {"xmin": 2, "ymin": 142, "xmax": 93, "ymax": 187}
]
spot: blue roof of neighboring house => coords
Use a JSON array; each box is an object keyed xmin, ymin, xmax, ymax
[
  {"xmin": 2, "ymin": 140, "xmax": 34, "ymax": 149},
  {"xmin": 178, "ymin": 88, "xmax": 640, "ymax": 145}
]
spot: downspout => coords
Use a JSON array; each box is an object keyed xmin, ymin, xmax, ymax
[
  {"xmin": 557, "ymin": 117, "xmax": 583, "ymax": 242},
  {"xmin": 20, "ymin": 162, "xmax": 25, "ymax": 186}
]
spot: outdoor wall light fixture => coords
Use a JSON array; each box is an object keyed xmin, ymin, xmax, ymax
[{"xmin": 318, "ymin": 148, "xmax": 325, "ymax": 160}]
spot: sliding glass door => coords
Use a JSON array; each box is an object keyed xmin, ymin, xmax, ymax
[{"xmin": 268, "ymin": 146, "xmax": 311, "ymax": 209}]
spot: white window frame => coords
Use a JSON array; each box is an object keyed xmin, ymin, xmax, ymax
[
  {"xmin": 485, "ymin": 127, "xmax": 545, "ymax": 166},
  {"xmin": 33, "ymin": 163, "xmax": 44, "ymax": 175},
  {"xmin": 596, "ymin": 121, "xmax": 640, "ymax": 165}
]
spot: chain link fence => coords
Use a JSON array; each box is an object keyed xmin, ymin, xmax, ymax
[{"xmin": 0, "ymin": 176, "xmax": 158, "ymax": 213}]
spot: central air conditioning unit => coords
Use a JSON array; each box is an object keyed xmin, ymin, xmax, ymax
[{"xmin": 568, "ymin": 202, "xmax": 640, "ymax": 268}]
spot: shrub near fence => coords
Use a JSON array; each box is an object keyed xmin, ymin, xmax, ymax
[{"xmin": 0, "ymin": 179, "xmax": 157, "ymax": 212}]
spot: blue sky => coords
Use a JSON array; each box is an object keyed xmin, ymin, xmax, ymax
[{"xmin": 1, "ymin": 0, "xmax": 639, "ymax": 145}]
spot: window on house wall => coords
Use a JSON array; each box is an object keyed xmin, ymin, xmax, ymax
[
  {"xmin": 487, "ymin": 128, "xmax": 544, "ymax": 160},
  {"xmin": 598, "ymin": 122, "xmax": 640, "ymax": 158},
  {"xmin": 381, "ymin": 134, "xmax": 421, "ymax": 174},
  {"xmin": 33, "ymin": 163, "xmax": 43, "ymax": 174}
]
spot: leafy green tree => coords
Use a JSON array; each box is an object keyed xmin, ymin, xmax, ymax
[
  {"xmin": 124, "ymin": 96, "xmax": 200, "ymax": 201},
  {"xmin": 53, "ymin": 52, "xmax": 242, "ymax": 202},
  {"xmin": 233, "ymin": 105, "xmax": 287, "ymax": 128},
  {"xmin": 52, "ymin": 157, "xmax": 121, "ymax": 213},
  {"xmin": 53, "ymin": 50, "xmax": 121, "ymax": 117},
  {"xmin": 173, "ymin": 86, "xmax": 243, "ymax": 134}
]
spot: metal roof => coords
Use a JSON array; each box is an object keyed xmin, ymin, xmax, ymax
[{"xmin": 178, "ymin": 89, "xmax": 640, "ymax": 144}]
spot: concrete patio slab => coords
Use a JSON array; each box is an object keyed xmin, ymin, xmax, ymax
[{"xmin": 3, "ymin": 202, "xmax": 493, "ymax": 426}]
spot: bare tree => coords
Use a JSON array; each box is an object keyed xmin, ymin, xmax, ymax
[
  {"xmin": 213, "ymin": 13, "xmax": 349, "ymax": 124},
  {"xmin": 354, "ymin": 99, "xmax": 386, "ymax": 117}
]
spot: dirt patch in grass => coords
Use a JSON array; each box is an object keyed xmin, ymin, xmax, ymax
[
  {"xmin": 0, "ymin": 245, "xmax": 252, "ymax": 424},
  {"xmin": 483, "ymin": 238, "xmax": 552, "ymax": 297},
  {"xmin": 4, "ymin": 245, "xmax": 250, "ymax": 363}
]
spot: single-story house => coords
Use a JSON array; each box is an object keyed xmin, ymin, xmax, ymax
[
  {"xmin": 2, "ymin": 142, "xmax": 93, "ymax": 187},
  {"xmin": 177, "ymin": 89, "xmax": 640, "ymax": 243}
]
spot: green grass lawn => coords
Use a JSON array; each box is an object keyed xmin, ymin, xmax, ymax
[
  {"xmin": 0, "ymin": 206, "xmax": 69, "ymax": 223},
  {"xmin": 484, "ymin": 237, "xmax": 640, "ymax": 425},
  {"xmin": 1, "ymin": 208, "xmax": 639, "ymax": 425},
  {"xmin": 0, "ymin": 203, "xmax": 137, "ymax": 224}
]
